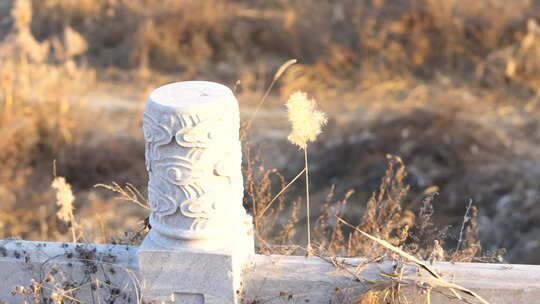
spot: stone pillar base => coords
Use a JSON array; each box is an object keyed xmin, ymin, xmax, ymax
[
  {"xmin": 137, "ymin": 216, "xmax": 254, "ymax": 304},
  {"xmin": 138, "ymin": 246, "xmax": 240, "ymax": 304}
]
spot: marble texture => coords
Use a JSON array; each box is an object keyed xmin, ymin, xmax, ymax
[
  {"xmin": 142, "ymin": 81, "xmax": 249, "ymax": 251},
  {"xmin": 138, "ymin": 81, "xmax": 254, "ymax": 304}
]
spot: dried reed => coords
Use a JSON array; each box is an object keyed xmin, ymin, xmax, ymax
[
  {"xmin": 51, "ymin": 176, "xmax": 76, "ymax": 242},
  {"xmin": 285, "ymin": 91, "xmax": 327, "ymax": 249}
]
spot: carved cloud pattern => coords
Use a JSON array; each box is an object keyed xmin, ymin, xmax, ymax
[
  {"xmin": 143, "ymin": 113, "xmax": 174, "ymax": 171},
  {"xmin": 144, "ymin": 109, "xmax": 238, "ymax": 233}
]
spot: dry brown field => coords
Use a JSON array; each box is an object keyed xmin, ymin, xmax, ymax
[{"xmin": 1, "ymin": 0, "xmax": 539, "ymax": 265}]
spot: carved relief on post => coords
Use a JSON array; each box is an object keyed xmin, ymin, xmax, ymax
[{"xmin": 142, "ymin": 81, "xmax": 245, "ymax": 249}]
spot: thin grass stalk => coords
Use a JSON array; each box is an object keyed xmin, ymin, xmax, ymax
[
  {"xmin": 336, "ymin": 217, "xmax": 492, "ymax": 304},
  {"xmin": 258, "ymin": 167, "xmax": 306, "ymax": 217},
  {"xmin": 456, "ymin": 199, "xmax": 473, "ymax": 252},
  {"xmin": 246, "ymin": 59, "xmax": 297, "ymax": 129},
  {"xmin": 305, "ymin": 147, "xmax": 311, "ymax": 249},
  {"xmin": 70, "ymin": 222, "xmax": 77, "ymax": 243}
]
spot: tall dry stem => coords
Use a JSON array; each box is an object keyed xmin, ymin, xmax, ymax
[{"xmin": 304, "ymin": 148, "xmax": 311, "ymax": 248}]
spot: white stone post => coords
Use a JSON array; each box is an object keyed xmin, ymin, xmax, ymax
[{"xmin": 137, "ymin": 81, "xmax": 254, "ymax": 304}]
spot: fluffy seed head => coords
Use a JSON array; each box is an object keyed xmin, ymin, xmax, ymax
[
  {"xmin": 285, "ymin": 91, "xmax": 327, "ymax": 149},
  {"xmin": 51, "ymin": 177, "xmax": 74, "ymax": 223}
]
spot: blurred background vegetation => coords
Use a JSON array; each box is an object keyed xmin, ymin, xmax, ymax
[{"xmin": 0, "ymin": 0, "xmax": 539, "ymax": 264}]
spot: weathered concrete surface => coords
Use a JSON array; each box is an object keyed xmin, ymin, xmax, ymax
[
  {"xmin": 242, "ymin": 255, "xmax": 540, "ymax": 304},
  {"xmin": 1, "ymin": 240, "xmax": 540, "ymax": 303},
  {"xmin": 0, "ymin": 240, "xmax": 139, "ymax": 304}
]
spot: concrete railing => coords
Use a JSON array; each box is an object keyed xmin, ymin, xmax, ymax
[
  {"xmin": 1, "ymin": 81, "xmax": 540, "ymax": 304},
  {"xmin": 1, "ymin": 240, "xmax": 540, "ymax": 303}
]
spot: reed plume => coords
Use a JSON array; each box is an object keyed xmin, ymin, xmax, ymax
[
  {"xmin": 285, "ymin": 91, "xmax": 327, "ymax": 149},
  {"xmin": 285, "ymin": 91, "xmax": 327, "ymax": 249},
  {"xmin": 51, "ymin": 176, "xmax": 76, "ymax": 242}
]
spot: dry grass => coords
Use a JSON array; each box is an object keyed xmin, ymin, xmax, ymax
[
  {"xmin": 0, "ymin": 0, "xmax": 538, "ymax": 265},
  {"xmin": 244, "ymin": 151, "xmax": 487, "ymax": 303},
  {"xmin": 0, "ymin": 1, "xmax": 145, "ymax": 243},
  {"xmin": 251, "ymin": 153, "xmax": 485, "ymax": 261}
]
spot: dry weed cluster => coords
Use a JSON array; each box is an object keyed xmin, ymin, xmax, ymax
[{"xmin": 248, "ymin": 152, "xmax": 486, "ymax": 263}]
